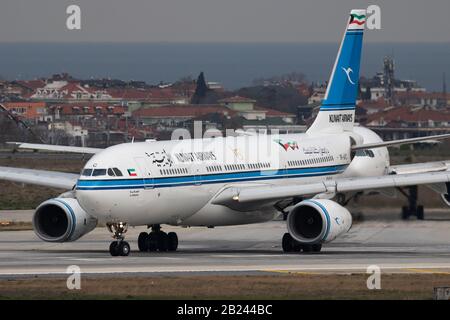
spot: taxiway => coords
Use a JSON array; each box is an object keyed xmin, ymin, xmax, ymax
[{"xmin": 1, "ymin": 213, "xmax": 450, "ymax": 277}]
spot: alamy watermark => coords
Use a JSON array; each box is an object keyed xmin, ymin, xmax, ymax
[
  {"xmin": 65, "ymin": 4, "xmax": 381, "ymax": 31},
  {"xmin": 66, "ymin": 4, "xmax": 81, "ymax": 30},
  {"xmin": 366, "ymin": 5, "xmax": 381, "ymax": 30},
  {"xmin": 66, "ymin": 265, "xmax": 81, "ymax": 290},
  {"xmin": 366, "ymin": 265, "xmax": 381, "ymax": 290}
]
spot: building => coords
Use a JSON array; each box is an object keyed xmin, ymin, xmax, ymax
[
  {"xmin": 1, "ymin": 102, "xmax": 48, "ymax": 121},
  {"xmin": 31, "ymin": 81, "xmax": 113, "ymax": 102},
  {"xmin": 396, "ymin": 92, "xmax": 450, "ymax": 108},
  {"xmin": 218, "ymin": 96, "xmax": 295, "ymax": 123},
  {"xmin": 357, "ymin": 98, "xmax": 389, "ymax": 115},
  {"xmin": 307, "ymin": 86, "xmax": 326, "ymax": 105},
  {"xmin": 48, "ymin": 103, "xmax": 125, "ymax": 120},
  {"xmin": 132, "ymin": 105, "xmax": 235, "ymax": 127},
  {"xmin": 366, "ymin": 106, "xmax": 450, "ymax": 140}
]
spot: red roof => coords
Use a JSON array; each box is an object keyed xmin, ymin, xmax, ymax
[
  {"xmin": 50, "ymin": 103, "xmax": 125, "ymax": 115},
  {"xmin": 219, "ymin": 96, "xmax": 256, "ymax": 103},
  {"xmin": 133, "ymin": 105, "xmax": 236, "ymax": 118},
  {"xmin": 15, "ymin": 80, "xmax": 46, "ymax": 90},
  {"xmin": 367, "ymin": 106, "xmax": 450, "ymax": 124},
  {"xmin": 358, "ymin": 98, "xmax": 389, "ymax": 110},
  {"xmin": 107, "ymin": 87, "xmax": 185, "ymax": 101},
  {"xmin": 254, "ymin": 107, "xmax": 295, "ymax": 117},
  {"xmin": 396, "ymin": 92, "xmax": 450, "ymax": 100}
]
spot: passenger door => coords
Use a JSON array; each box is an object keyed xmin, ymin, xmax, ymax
[{"xmin": 133, "ymin": 156, "xmax": 154, "ymax": 189}]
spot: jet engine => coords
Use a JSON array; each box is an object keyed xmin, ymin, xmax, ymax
[
  {"xmin": 33, "ymin": 198, "xmax": 97, "ymax": 242},
  {"xmin": 286, "ymin": 199, "xmax": 352, "ymax": 244}
]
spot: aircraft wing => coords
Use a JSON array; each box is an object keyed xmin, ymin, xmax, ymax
[
  {"xmin": 389, "ymin": 161, "xmax": 450, "ymax": 175},
  {"xmin": 352, "ymin": 133, "xmax": 450, "ymax": 151},
  {"xmin": 0, "ymin": 166, "xmax": 78, "ymax": 189},
  {"xmin": 212, "ymin": 170, "xmax": 450, "ymax": 210},
  {"xmin": 7, "ymin": 142, "xmax": 102, "ymax": 154}
]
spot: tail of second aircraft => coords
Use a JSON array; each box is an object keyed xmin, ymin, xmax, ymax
[{"xmin": 307, "ymin": 9, "xmax": 366, "ymax": 134}]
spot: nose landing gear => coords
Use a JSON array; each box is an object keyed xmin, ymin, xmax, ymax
[
  {"xmin": 107, "ymin": 222, "xmax": 130, "ymax": 256},
  {"xmin": 138, "ymin": 224, "xmax": 178, "ymax": 252}
]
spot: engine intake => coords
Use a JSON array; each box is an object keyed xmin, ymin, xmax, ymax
[
  {"xmin": 33, "ymin": 198, "xmax": 97, "ymax": 242},
  {"xmin": 287, "ymin": 199, "xmax": 352, "ymax": 244}
]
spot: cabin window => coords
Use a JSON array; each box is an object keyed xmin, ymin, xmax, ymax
[{"xmin": 366, "ymin": 150, "xmax": 375, "ymax": 158}]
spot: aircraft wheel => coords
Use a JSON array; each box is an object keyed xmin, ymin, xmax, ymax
[
  {"xmin": 417, "ymin": 206, "xmax": 424, "ymax": 220},
  {"xmin": 282, "ymin": 233, "xmax": 294, "ymax": 253},
  {"xmin": 109, "ymin": 241, "xmax": 119, "ymax": 256},
  {"xmin": 401, "ymin": 206, "xmax": 409, "ymax": 220},
  {"xmin": 302, "ymin": 244, "xmax": 313, "ymax": 253},
  {"xmin": 118, "ymin": 241, "xmax": 130, "ymax": 256},
  {"xmin": 312, "ymin": 244, "xmax": 322, "ymax": 252},
  {"xmin": 138, "ymin": 232, "xmax": 148, "ymax": 252},
  {"xmin": 167, "ymin": 232, "xmax": 178, "ymax": 252},
  {"xmin": 157, "ymin": 232, "xmax": 169, "ymax": 252},
  {"xmin": 147, "ymin": 233, "xmax": 158, "ymax": 252}
]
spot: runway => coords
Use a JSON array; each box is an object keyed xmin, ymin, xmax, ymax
[{"xmin": 1, "ymin": 215, "xmax": 450, "ymax": 277}]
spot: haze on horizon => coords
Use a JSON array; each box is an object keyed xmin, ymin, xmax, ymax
[{"xmin": 1, "ymin": 0, "xmax": 449, "ymax": 43}]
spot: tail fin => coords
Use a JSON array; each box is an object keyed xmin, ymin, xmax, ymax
[{"xmin": 307, "ymin": 9, "xmax": 366, "ymax": 134}]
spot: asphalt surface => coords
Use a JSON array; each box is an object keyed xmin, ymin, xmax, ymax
[{"xmin": 1, "ymin": 212, "xmax": 450, "ymax": 277}]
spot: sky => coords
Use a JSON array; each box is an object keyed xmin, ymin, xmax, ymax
[{"xmin": 1, "ymin": 0, "xmax": 449, "ymax": 43}]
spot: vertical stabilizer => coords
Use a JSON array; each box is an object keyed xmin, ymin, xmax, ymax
[{"xmin": 307, "ymin": 9, "xmax": 366, "ymax": 134}]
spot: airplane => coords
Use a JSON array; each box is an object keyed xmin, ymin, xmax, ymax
[{"xmin": 2, "ymin": 9, "xmax": 450, "ymax": 257}]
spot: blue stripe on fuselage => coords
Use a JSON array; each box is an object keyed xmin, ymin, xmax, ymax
[{"xmin": 76, "ymin": 165, "xmax": 348, "ymax": 190}]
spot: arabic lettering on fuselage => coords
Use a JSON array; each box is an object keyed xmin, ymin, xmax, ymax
[
  {"xmin": 145, "ymin": 149, "xmax": 174, "ymax": 167},
  {"xmin": 302, "ymin": 146, "xmax": 330, "ymax": 156},
  {"xmin": 175, "ymin": 151, "xmax": 217, "ymax": 163}
]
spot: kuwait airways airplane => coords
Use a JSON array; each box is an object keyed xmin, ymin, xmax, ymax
[{"xmin": 2, "ymin": 9, "xmax": 450, "ymax": 256}]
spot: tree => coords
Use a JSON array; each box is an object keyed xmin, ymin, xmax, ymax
[{"xmin": 191, "ymin": 72, "xmax": 209, "ymax": 104}]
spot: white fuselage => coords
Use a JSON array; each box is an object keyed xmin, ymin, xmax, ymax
[{"xmin": 75, "ymin": 127, "xmax": 389, "ymax": 227}]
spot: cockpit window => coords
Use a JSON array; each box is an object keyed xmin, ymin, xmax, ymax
[
  {"xmin": 113, "ymin": 168, "xmax": 123, "ymax": 176},
  {"xmin": 355, "ymin": 150, "xmax": 375, "ymax": 158},
  {"xmin": 107, "ymin": 168, "xmax": 115, "ymax": 177},
  {"xmin": 92, "ymin": 169, "xmax": 107, "ymax": 176},
  {"xmin": 81, "ymin": 169, "xmax": 93, "ymax": 176}
]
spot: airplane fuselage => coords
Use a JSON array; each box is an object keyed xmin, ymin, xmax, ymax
[{"xmin": 75, "ymin": 127, "xmax": 389, "ymax": 227}]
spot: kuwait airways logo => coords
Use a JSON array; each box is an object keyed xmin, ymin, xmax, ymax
[
  {"xmin": 349, "ymin": 13, "xmax": 366, "ymax": 25},
  {"xmin": 342, "ymin": 67, "xmax": 356, "ymax": 85},
  {"xmin": 275, "ymin": 139, "xmax": 299, "ymax": 151}
]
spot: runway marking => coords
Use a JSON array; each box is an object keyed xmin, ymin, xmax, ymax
[
  {"xmin": 405, "ymin": 268, "xmax": 450, "ymax": 275},
  {"xmin": 261, "ymin": 269, "xmax": 319, "ymax": 275},
  {"xmin": 3, "ymin": 264, "xmax": 450, "ymax": 277}
]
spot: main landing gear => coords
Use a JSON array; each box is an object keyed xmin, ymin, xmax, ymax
[
  {"xmin": 138, "ymin": 224, "xmax": 178, "ymax": 252},
  {"xmin": 282, "ymin": 233, "xmax": 322, "ymax": 253},
  {"xmin": 107, "ymin": 222, "xmax": 130, "ymax": 256},
  {"xmin": 398, "ymin": 186, "xmax": 424, "ymax": 220}
]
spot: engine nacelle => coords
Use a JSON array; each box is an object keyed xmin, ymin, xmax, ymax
[
  {"xmin": 440, "ymin": 183, "xmax": 450, "ymax": 207},
  {"xmin": 33, "ymin": 198, "xmax": 97, "ymax": 242},
  {"xmin": 287, "ymin": 199, "xmax": 352, "ymax": 244}
]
